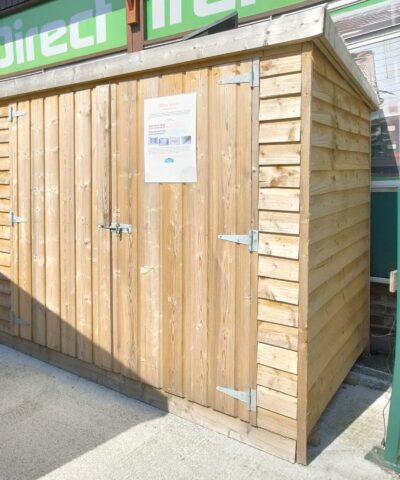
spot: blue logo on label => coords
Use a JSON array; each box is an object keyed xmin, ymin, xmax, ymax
[{"xmin": 164, "ymin": 157, "xmax": 175, "ymax": 164}]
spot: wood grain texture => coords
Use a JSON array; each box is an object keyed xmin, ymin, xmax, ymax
[
  {"xmin": 44, "ymin": 95, "xmax": 60, "ymax": 351},
  {"xmin": 75, "ymin": 89, "xmax": 93, "ymax": 364},
  {"xmin": 260, "ymin": 49, "xmax": 302, "ymax": 77},
  {"xmin": 304, "ymin": 45, "xmax": 371, "ymax": 448},
  {"xmin": 209, "ymin": 63, "xmax": 238, "ymax": 417},
  {"xmin": 296, "ymin": 43, "xmax": 313, "ymax": 465},
  {"xmin": 257, "ymin": 408, "xmax": 298, "ymax": 440},
  {"xmin": 160, "ymin": 73, "xmax": 184, "ymax": 397},
  {"xmin": 257, "ymin": 385, "xmax": 298, "ymax": 419},
  {"xmin": 0, "ymin": 105, "xmax": 11, "ymax": 335},
  {"xmin": 259, "ymin": 256, "xmax": 299, "ymax": 282},
  {"xmin": 259, "ymin": 97, "xmax": 301, "ymax": 121},
  {"xmin": 258, "ymin": 321, "xmax": 298, "ymax": 351},
  {"xmin": 259, "ymin": 144, "xmax": 301, "ymax": 166},
  {"xmin": 259, "ymin": 120, "xmax": 301, "ymax": 143},
  {"xmin": 59, "ymin": 93, "xmax": 76, "ymax": 357},
  {"xmin": 258, "ymin": 299, "xmax": 298, "ymax": 327},
  {"xmin": 31, "ymin": 98, "xmax": 46, "ymax": 346},
  {"xmin": 92, "ymin": 85, "xmax": 112, "ymax": 370},
  {"xmin": 259, "ymin": 234, "xmax": 299, "ymax": 259},
  {"xmin": 137, "ymin": 76, "xmax": 161, "ymax": 388},
  {"xmin": 112, "ymin": 80, "xmax": 138, "ymax": 379},
  {"xmin": 17, "ymin": 100, "xmax": 32, "ymax": 341},
  {"xmin": 9, "ymin": 102, "xmax": 18, "ymax": 338},
  {"xmin": 258, "ymin": 343, "xmax": 298, "ymax": 374},
  {"xmin": 259, "ymin": 188, "xmax": 300, "ymax": 212},
  {"xmin": 183, "ymin": 68, "xmax": 209, "ymax": 405},
  {"xmin": 259, "ymin": 211, "xmax": 300, "ymax": 235},
  {"xmin": 257, "ymin": 364, "xmax": 298, "ymax": 397},
  {"xmin": 260, "ymin": 73, "xmax": 302, "ymax": 98}
]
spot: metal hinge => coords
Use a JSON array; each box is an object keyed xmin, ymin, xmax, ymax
[
  {"xmin": 9, "ymin": 312, "xmax": 30, "ymax": 327},
  {"xmin": 218, "ymin": 60, "xmax": 259, "ymax": 88},
  {"xmin": 99, "ymin": 223, "xmax": 133, "ymax": 235},
  {"xmin": 218, "ymin": 229, "xmax": 258, "ymax": 252},
  {"xmin": 9, "ymin": 212, "xmax": 27, "ymax": 226},
  {"xmin": 8, "ymin": 106, "xmax": 26, "ymax": 122},
  {"xmin": 217, "ymin": 386, "xmax": 257, "ymax": 412}
]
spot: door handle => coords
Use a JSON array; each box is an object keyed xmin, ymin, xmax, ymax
[{"xmin": 98, "ymin": 223, "xmax": 133, "ymax": 235}]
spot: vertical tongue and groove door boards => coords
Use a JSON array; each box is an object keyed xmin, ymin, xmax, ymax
[{"xmin": 5, "ymin": 58, "xmax": 259, "ymax": 440}]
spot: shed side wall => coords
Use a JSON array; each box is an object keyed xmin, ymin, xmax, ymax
[
  {"xmin": 256, "ymin": 45, "xmax": 303, "ymax": 455},
  {"xmin": 306, "ymin": 45, "xmax": 371, "ymax": 433}
]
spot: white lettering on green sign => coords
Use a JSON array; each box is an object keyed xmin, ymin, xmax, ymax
[
  {"xmin": 146, "ymin": 0, "xmax": 307, "ymax": 40},
  {"xmin": 0, "ymin": 0, "xmax": 126, "ymax": 77}
]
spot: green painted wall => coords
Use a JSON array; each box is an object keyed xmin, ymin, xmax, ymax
[
  {"xmin": 371, "ymin": 192, "xmax": 397, "ymax": 278},
  {"xmin": 145, "ymin": 0, "xmax": 318, "ymax": 40}
]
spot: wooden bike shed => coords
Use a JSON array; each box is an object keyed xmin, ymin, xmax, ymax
[{"xmin": 0, "ymin": 6, "xmax": 378, "ymax": 464}]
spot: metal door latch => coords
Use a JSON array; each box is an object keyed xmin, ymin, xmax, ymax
[
  {"xmin": 99, "ymin": 223, "xmax": 133, "ymax": 235},
  {"xmin": 218, "ymin": 229, "xmax": 259, "ymax": 252}
]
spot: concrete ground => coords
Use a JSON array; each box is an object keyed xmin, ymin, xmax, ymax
[{"xmin": 0, "ymin": 344, "xmax": 397, "ymax": 480}]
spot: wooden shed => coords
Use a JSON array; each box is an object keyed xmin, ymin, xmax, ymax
[{"xmin": 0, "ymin": 6, "xmax": 378, "ymax": 464}]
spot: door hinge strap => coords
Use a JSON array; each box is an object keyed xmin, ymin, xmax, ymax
[
  {"xmin": 9, "ymin": 312, "xmax": 30, "ymax": 327},
  {"xmin": 9, "ymin": 212, "xmax": 27, "ymax": 226},
  {"xmin": 218, "ymin": 229, "xmax": 258, "ymax": 252},
  {"xmin": 217, "ymin": 386, "xmax": 257, "ymax": 412},
  {"xmin": 218, "ymin": 61, "xmax": 259, "ymax": 88},
  {"xmin": 8, "ymin": 106, "xmax": 26, "ymax": 122}
]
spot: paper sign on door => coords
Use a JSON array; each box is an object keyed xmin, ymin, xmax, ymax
[{"xmin": 144, "ymin": 93, "xmax": 197, "ymax": 183}]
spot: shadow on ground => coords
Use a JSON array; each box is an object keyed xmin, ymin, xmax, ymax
[
  {"xmin": 308, "ymin": 377, "xmax": 389, "ymax": 464},
  {"xmin": 0, "ymin": 343, "xmax": 167, "ymax": 480}
]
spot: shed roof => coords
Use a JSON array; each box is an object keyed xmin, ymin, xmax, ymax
[{"xmin": 0, "ymin": 6, "xmax": 379, "ymax": 109}]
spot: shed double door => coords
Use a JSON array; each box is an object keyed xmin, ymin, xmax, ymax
[{"xmin": 9, "ymin": 59, "xmax": 258, "ymax": 423}]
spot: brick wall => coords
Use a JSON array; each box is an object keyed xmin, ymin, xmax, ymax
[{"xmin": 370, "ymin": 282, "xmax": 396, "ymax": 355}]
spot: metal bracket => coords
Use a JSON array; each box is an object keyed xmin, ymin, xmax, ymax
[
  {"xmin": 217, "ymin": 386, "xmax": 257, "ymax": 412},
  {"xmin": 218, "ymin": 229, "xmax": 258, "ymax": 252},
  {"xmin": 99, "ymin": 223, "xmax": 133, "ymax": 235},
  {"xmin": 8, "ymin": 106, "xmax": 26, "ymax": 122},
  {"xmin": 9, "ymin": 212, "xmax": 27, "ymax": 226},
  {"xmin": 218, "ymin": 61, "xmax": 259, "ymax": 88},
  {"xmin": 9, "ymin": 312, "xmax": 30, "ymax": 327}
]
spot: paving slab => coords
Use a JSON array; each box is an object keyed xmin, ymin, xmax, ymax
[{"xmin": 0, "ymin": 344, "xmax": 397, "ymax": 480}]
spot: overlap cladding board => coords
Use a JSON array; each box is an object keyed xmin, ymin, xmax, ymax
[
  {"xmin": 0, "ymin": 107, "xmax": 12, "ymax": 334},
  {"xmin": 257, "ymin": 45, "xmax": 302, "ymax": 462}
]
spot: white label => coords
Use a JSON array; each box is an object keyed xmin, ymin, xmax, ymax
[{"xmin": 144, "ymin": 93, "xmax": 197, "ymax": 183}]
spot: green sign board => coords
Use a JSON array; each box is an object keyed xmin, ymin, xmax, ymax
[
  {"xmin": 145, "ymin": 0, "xmax": 317, "ymax": 40},
  {"xmin": 0, "ymin": 0, "xmax": 127, "ymax": 77}
]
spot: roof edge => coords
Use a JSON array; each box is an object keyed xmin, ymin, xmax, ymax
[
  {"xmin": 321, "ymin": 11, "xmax": 380, "ymax": 109},
  {"xmin": 0, "ymin": 5, "xmax": 378, "ymax": 109},
  {"xmin": 0, "ymin": 6, "xmax": 326, "ymax": 101}
]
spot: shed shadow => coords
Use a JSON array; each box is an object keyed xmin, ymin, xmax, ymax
[
  {"xmin": 0, "ymin": 281, "xmax": 169, "ymax": 480},
  {"xmin": 307, "ymin": 364, "xmax": 388, "ymax": 464}
]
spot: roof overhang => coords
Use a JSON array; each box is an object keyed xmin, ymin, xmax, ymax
[{"xmin": 0, "ymin": 6, "xmax": 379, "ymax": 109}]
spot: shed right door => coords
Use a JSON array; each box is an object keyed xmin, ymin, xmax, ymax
[{"xmin": 112, "ymin": 60, "xmax": 259, "ymax": 423}]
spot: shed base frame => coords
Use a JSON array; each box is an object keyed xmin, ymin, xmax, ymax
[{"xmin": 0, "ymin": 332, "xmax": 296, "ymax": 463}]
